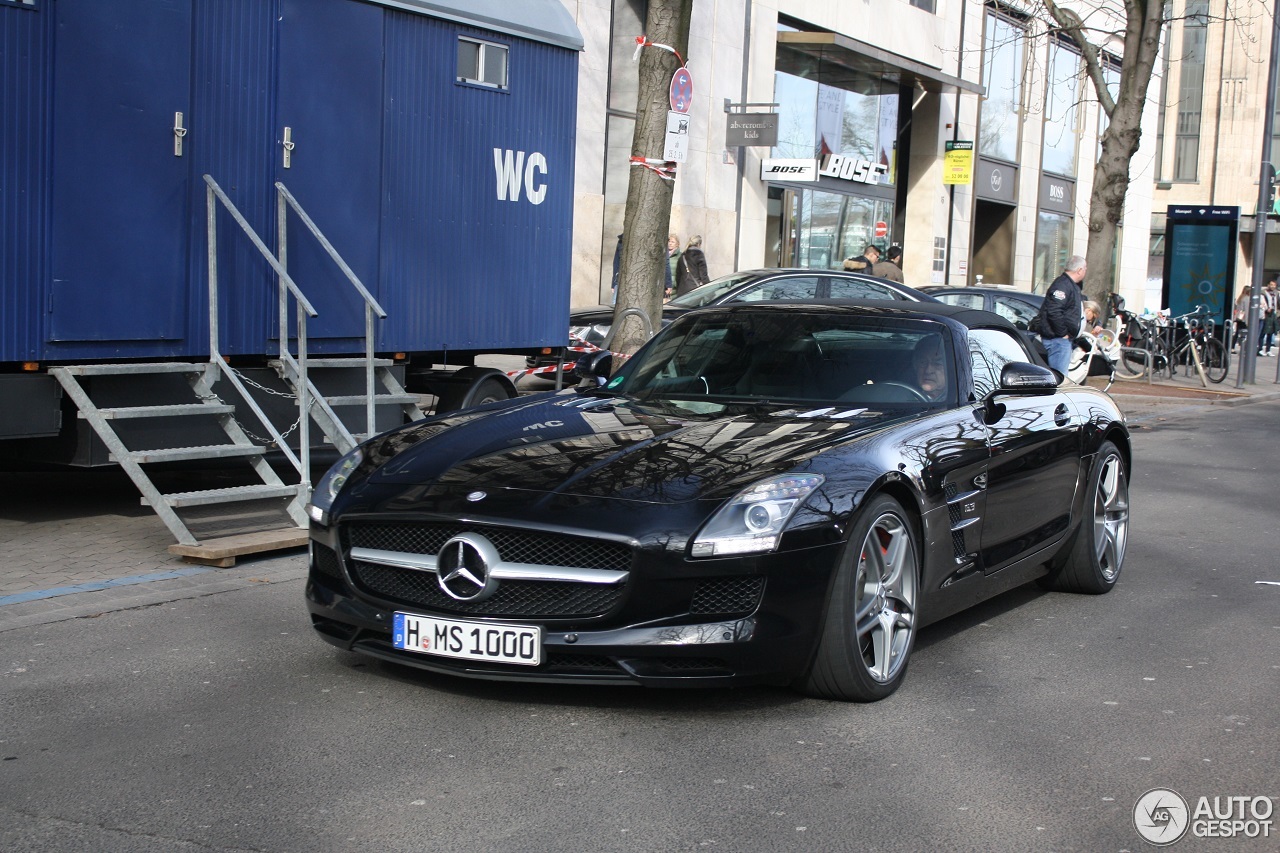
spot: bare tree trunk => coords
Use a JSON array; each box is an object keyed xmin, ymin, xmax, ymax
[
  {"xmin": 611, "ymin": 0, "xmax": 692, "ymax": 359},
  {"xmin": 1045, "ymin": 0, "xmax": 1164, "ymax": 307}
]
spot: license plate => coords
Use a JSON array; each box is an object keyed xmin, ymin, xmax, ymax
[{"xmin": 392, "ymin": 612, "xmax": 542, "ymax": 666}]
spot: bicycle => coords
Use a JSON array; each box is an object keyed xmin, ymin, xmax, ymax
[
  {"xmin": 1111, "ymin": 297, "xmax": 1168, "ymax": 380},
  {"xmin": 1118, "ymin": 306, "xmax": 1228, "ymax": 384}
]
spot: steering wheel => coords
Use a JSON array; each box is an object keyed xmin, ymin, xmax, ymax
[{"xmin": 875, "ymin": 381, "xmax": 930, "ymax": 402}]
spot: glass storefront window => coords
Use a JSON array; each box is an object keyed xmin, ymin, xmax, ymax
[
  {"xmin": 775, "ymin": 72, "xmax": 819, "ymax": 159},
  {"xmin": 980, "ymin": 12, "xmax": 1024, "ymax": 164},
  {"xmin": 837, "ymin": 196, "xmax": 876, "ymax": 265},
  {"xmin": 1175, "ymin": 1, "xmax": 1208, "ymax": 182},
  {"xmin": 1033, "ymin": 211, "xmax": 1073, "ymax": 294},
  {"xmin": 800, "ymin": 190, "xmax": 843, "ymax": 270},
  {"xmin": 775, "ymin": 189, "xmax": 894, "ymax": 270},
  {"xmin": 1042, "ymin": 42, "xmax": 1081, "ymax": 178},
  {"xmin": 773, "ymin": 70, "xmax": 899, "ymax": 185}
]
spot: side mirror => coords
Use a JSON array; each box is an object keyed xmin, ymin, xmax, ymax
[
  {"xmin": 981, "ymin": 361, "xmax": 1059, "ymax": 424},
  {"xmin": 575, "ymin": 350, "xmax": 613, "ymax": 386},
  {"xmin": 998, "ymin": 361, "xmax": 1058, "ymax": 392}
]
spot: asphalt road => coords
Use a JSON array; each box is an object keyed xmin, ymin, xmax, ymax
[{"xmin": 2, "ymin": 400, "xmax": 1278, "ymax": 853}]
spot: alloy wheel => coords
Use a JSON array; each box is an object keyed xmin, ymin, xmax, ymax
[
  {"xmin": 854, "ymin": 513, "xmax": 918, "ymax": 684},
  {"xmin": 1094, "ymin": 452, "xmax": 1129, "ymax": 581}
]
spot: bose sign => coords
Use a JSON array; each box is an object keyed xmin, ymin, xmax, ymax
[
  {"xmin": 818, "ymin": 154, "xmax": 889, "ymax": 185},
  {"xmin": 493, "ymin": 148, "xmax": 547, "ymax": 205},
  {"xmin": 760, "ymin": 158, "xmax": 818, "ymax": 182},
  {"xmin": 761, "ymin": 156, "xmax": 889, "ymax": 186}
]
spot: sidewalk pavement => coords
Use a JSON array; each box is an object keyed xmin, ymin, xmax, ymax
[{"xmin": 4, "ymin": 364, "xmax": 1279, "ymax": 630}]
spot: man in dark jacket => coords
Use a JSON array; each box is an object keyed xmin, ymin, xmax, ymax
[
  {"xmin": 843, "ymin": 244, "xmax": 879, "ymax": 273},
  {"xmin": 1037, "ymin": 255, "xmax": 1087, "ymax": 376}
]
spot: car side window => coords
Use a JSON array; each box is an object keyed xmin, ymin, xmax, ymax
[
  {"xmin": 967, "ymin": 328, "xmax": 1033, "ymax": 398},
  {"xmin": 729, "ymin": 276, "xmax": 821, "ymax": 302},
  {"xmin": 826, "ymin": 277, "xmax": 901, "ymax": 300},
  {"xmin": 992, "ymin": 295, "xmax": 1039, "ymax": 330},
  {"xmin": 934, "ymin": 292, "xmax": 984, "ymax": 310}
]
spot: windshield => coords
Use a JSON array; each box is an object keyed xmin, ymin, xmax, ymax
[
  {"xmin": 666, "ymin": 273, "xmax": 759, "ymax": 308},
  {"xmin": 606, "ymin": 310, "xmax": 956, "ymax": 413}
]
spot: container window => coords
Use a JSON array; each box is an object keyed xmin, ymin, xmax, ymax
[
  {"xmin": 458, "ymin": 37, "xmax": 508, "ymax": 90},
  {"xmin": 1, "ymin": 0, "xmax": 40, "ymax": 8}
]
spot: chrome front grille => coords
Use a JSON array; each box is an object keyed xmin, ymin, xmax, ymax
[
  {"xmin": 341, "ymin": 521, "xmax": 631, "ymax": 619},
  {"xmin": 346, "ymin": 522, "xmax": 629, "ymax": 571}
]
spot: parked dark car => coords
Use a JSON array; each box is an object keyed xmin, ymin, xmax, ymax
[
  {"xmin": 528, "ymin": 268, "xmax": 939, "ymax": 380},
  {"xmin": 921, "ymin": 285, "xmax": 1043, "ymax": 330},
  {"xmin": 306, "ymin": 301, "xmax": 1131, "ymax": 701}
]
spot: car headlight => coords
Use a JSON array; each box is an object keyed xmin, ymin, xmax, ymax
[
  {"xmin": 307, "ymin": 446, "xmax": 365, "ymax": 525},
  {"xmin": 691, "ymin": 474, "xmax": 825, "ymax": 557}
]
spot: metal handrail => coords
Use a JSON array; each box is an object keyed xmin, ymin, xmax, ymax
[
  {"xmin": 276, "ymin": 182, "xmax": 385, "ymax": 444},
  {"xmin": 204, "ymin": 175, "xmax": 313, "ymax": 479}
]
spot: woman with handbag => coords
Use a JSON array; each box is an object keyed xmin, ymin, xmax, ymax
[{"xmin": 676, "ymin": 235, "xmax": 710, "ymax": 297}]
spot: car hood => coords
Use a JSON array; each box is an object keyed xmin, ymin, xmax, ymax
[{"xmin": 356, "ymin": 392, "xmax": 898, "ymax": 506}]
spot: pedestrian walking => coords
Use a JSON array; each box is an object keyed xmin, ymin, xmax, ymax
[
  {"xmin": 676, "ymin": 235, "xmax": 710, "ymax": 296},
  {"xmin": 843, "ymin": 244, "xmax": 879, "ymax": 273},
  {"xmin": 1031, "ymin": 255, "xmax": 1087, "ymax": 377},
  {"xmin": 871, "ymin": 245, "xmax": 905, "ymax": 282},
  {"xmin": 611, "ymin": 233, "xmax": 623, "ymax": 304},
  {"xmin": 1259, "ymin": 279, "xmax": 1278, "ymax": 356},
  {"xmin": 1232, "ymin": 284, "xmax": 1251, "ymax": 353},
  {"xmin": 666, "ymin": 234, "xmax": 681, "ymax": 301}
]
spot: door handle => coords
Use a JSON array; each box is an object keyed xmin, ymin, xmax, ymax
[
  {"xmin": 173, "ymin": 112, "xmax": 187, "ymax": 157},
  {"xmin": 282, "ymin": 126, "xmax": 294, "ymax": 169},
  {"xmin": 1054, "ymin": 403, "xmax": 1070, "ymax": 427}
]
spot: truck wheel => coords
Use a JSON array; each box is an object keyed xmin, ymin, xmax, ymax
[
  {"xmin": 469, "ymin": 377, "xmax": 510, "ymax": 406},
  {"xmin": 431, "ymin": 368, "xmax": 517, "ymax": 413}
]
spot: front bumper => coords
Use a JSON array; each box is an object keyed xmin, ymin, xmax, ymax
[{"xmin": 304, "ymin": 521, "xmax": 843, "ymax": 689}]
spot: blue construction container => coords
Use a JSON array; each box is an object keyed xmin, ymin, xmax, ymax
[{"xmin": 0, "ymin": 0, "xmax": 580, "ymax": 443}]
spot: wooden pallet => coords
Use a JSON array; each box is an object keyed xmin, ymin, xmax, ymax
[{"xmin": 168, "ymin": 528, "xmax": 310, "ymax": 567}]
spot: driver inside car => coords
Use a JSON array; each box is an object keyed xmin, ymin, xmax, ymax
[{"xmin": 912, "ymin": 335, "xmax": 948, "ymax": 401}]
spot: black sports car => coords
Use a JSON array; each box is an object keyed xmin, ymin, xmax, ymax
[{"xmin": 307, "ymin": 302, "xmax": 1131, "ymax": 701}]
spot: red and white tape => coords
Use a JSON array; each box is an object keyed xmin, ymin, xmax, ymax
[{"xmin": 505, "ymin": 335, "xmax": 627, "ymax": 381}]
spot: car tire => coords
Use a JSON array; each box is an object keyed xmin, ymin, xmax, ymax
[
  {"xmin": 800, "ymin": 494, "xmax": 919, "ymax": 702},
  {"xmin": 1042, "ymin": 441, "xmax": 1128, "ymax": 594}
]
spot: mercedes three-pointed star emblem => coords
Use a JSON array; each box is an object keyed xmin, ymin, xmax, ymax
[{"xmin": 436, "ymin": 533, "xmax": 501, "ymax": 602}]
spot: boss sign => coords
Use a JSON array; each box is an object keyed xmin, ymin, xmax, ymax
[{"xmin": 493, "ymin": 148, "xmax": 548, "ymax": 205}]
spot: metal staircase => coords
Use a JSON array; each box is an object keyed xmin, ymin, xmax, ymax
[
  {"xmin": 49, "ymin": 176, "xmax": 423, "ymax": 565},
  {"xmin": 49, "ymin": 361, "xmax": 310, "ymax": 561},
  {"xmin": 269, "ymin": 356, "xmax": 423, "ymax": 454}
]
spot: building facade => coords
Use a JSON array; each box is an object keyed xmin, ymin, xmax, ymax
[
  {"xmin": 560, "ymin": 0, "xmax": 1158, "ymax": 310},
  {"xmin": 1150, "ymin": 0, "xmax": 1278, "ymax": 311}
]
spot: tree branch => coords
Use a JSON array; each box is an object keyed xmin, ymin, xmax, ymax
[{"xmin": 1043, "ymin": 0, "xmax": 1116, "ymax": 118}]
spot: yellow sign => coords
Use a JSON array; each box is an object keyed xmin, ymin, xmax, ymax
[{"xmin": 944, "ymin": 141, "xmax": 973, "ymax": 186}]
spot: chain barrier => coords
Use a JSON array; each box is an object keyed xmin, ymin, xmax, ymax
[{"xmin": 222, "ymin": 365, "xmax": 304, "ymax": 448}]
